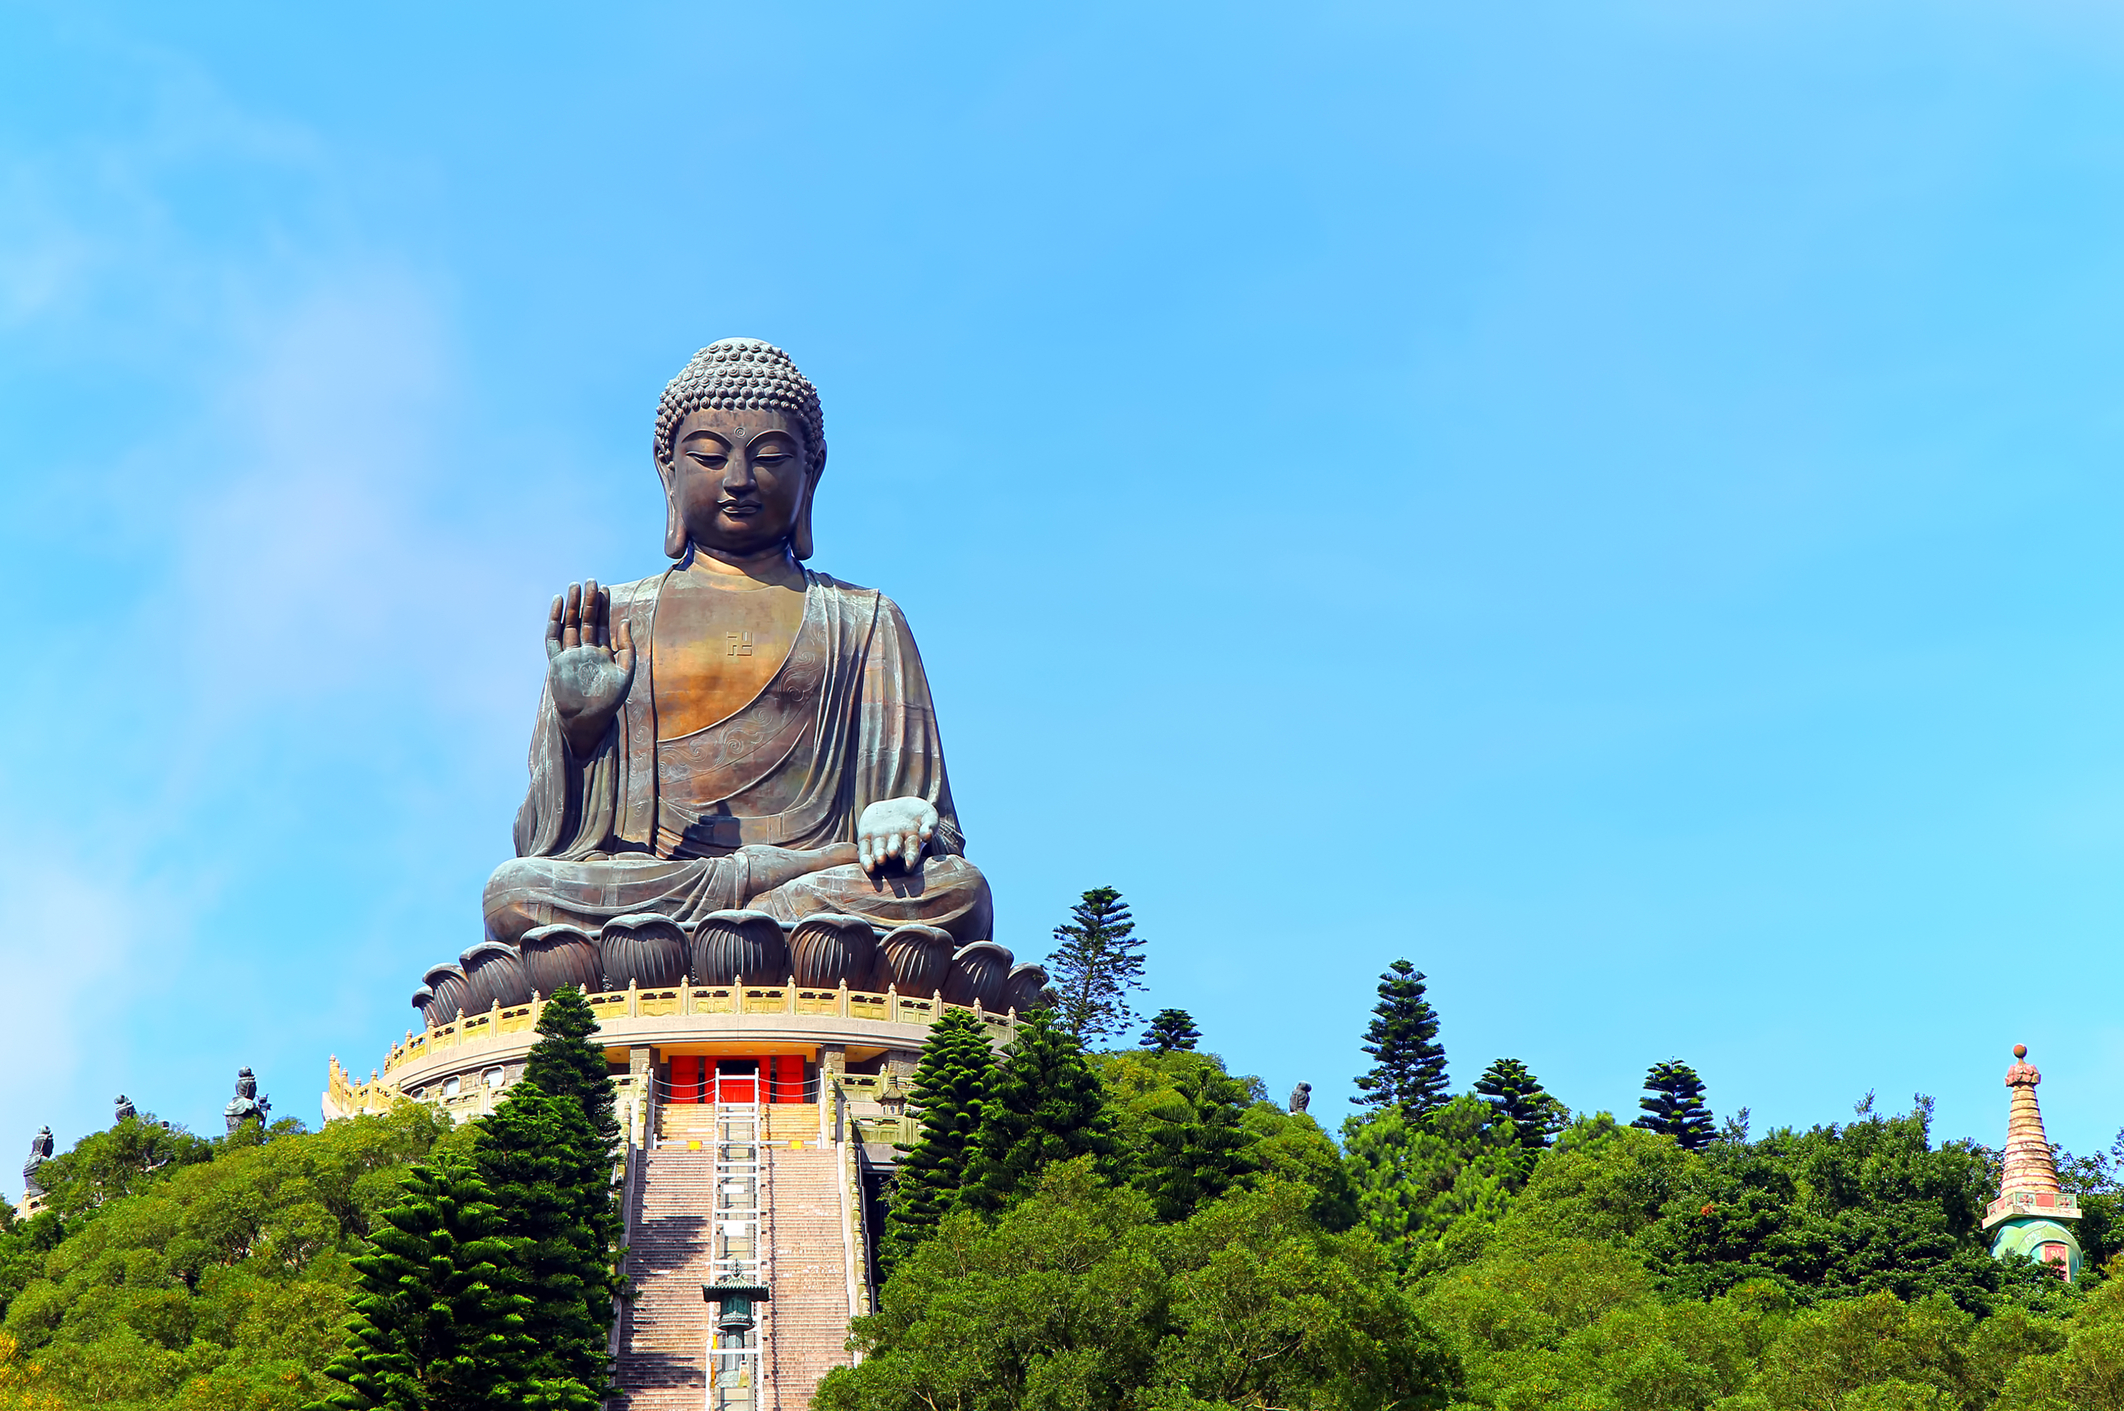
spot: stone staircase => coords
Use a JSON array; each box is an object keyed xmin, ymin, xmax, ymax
[
  {"xmin": 614, "ymin": 1147, "xmax": 718, "ymax": 1410},
  {"xmin": 613, "ymin": 1140, "xmax": 856, "ymax": 1410},
  {"xmin": 762, "ymin": 1147, "xmax": 853, "ymax": 1407}
]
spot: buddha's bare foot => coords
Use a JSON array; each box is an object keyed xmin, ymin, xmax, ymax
[{"xmin": 738, "ymin": 843, "xmax": 860, "ymax": 901}]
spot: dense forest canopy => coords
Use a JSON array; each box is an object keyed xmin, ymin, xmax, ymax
[
  {"xmin": 0, "ymin": 1105, "xmax": 457, "ymax": 1410},
  {"xmin": 1, "ymin": 956, "xmax": 2118, "ymax": 1409}
]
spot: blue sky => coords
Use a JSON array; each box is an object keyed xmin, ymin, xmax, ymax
[{"xmin": 4, "ymin": 1, "xmax": 2123, "ymax": 1176}]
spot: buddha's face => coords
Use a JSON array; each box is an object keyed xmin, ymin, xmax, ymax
[{"xmin": 665, "ymin": 406, "xmax": 814, "ymax": 558}]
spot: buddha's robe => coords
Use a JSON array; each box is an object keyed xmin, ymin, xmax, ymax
[{"xmin": 482, "ymin": 567, "xmax": 992, "ymax": 947}]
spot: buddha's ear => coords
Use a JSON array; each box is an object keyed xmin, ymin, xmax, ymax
[
  {"xmin": 657, "ymin": 455, "xmax": 689, "ymax": 559},
  {"xmin": 791, "ymin": 449, "xmax": 826, "ymax": 562}
]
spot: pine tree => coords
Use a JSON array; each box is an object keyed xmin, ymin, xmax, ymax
[
  {"xmin": 522, "ymin": 985, "xmax": 619, "ymax": 1148},
  {"xmin": 1045, "ymin": 887, "xmax": 1148, "ymax": 1044},
  {"xmin": 1341, "ymin": 1095, "xmax": 1525, "ymax": 1271},
  {"xmin": 961, "ymin": 1008, "xmax": 1118, "ymax": 1213},
  {"xmin": 1134, "ymin": 1065, "xmax": 1262, "ymax": 1222},
  {"xmin": 1138, "ymin": 1009, "xmax": 1202, "ymax": 1054},
  {"xmin": 1351, "ymin": 959, "xmax": 1449, "ymax": 1120},
  {"xmin": 311, "ymin": 1153, "xmax": 542, "ymax": 1411},
  {"xmin": 1473, "ymin": 1057, "xmax": 1567, "ymax": 1157},
  {"xmin": 879, "ymin": 1010, "xmax": 996, "ymax": 1271},
  {"xmin": 1632, "ymin": 1059, "xmax": 1715, "ymax": 1151},
  {"xmin": 467, "ymin": 983, "xmax": 620, "ymax": 1405},
  {"xmin": 473, "ymin": 1089, "xmax": 613, "ymax": 1405}
]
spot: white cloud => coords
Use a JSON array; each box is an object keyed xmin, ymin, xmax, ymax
[{"xmin": 0, "ymin": 30, "xmax": 525, "ymax": 1161}]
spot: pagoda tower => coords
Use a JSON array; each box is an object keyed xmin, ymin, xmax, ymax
[{"xmin": 1983, "ymin": 1043, "xmax": 2082, "ymax": 1281}]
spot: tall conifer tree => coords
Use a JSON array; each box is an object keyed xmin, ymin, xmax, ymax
[
  {"xmin": 521, "ymin": 985, "xmax": 619, "ymax": 1147},
  {"xmin": 1045, "ymin": 887, "xmax": 1148, "ymax": 1043},
  {"xmin": 469, "ymin": 983, "xmax": 620, "ymax": 1404},
  {"xmin": 473, "ymin": 1090, "xmax": 612, "ymax": 1404},
  {"xmin": 879, "ymin": 1010, "xmax": 996, "ymax": 1270},
  {"xmin": 1133, "ymin": 1065, "xmax": 1262, "ymax": 1222},
  {"xmin": 312, "ymin": 1154, "xmax": 544, "ymax": 1411},
  {"xmin": 1473, "ymin": 1058, "xmax": 1567, "ymax": 1157},
  {"xmin": 1633, "ymin": 1059, "xmax": 1715, "ymax": 1151},
  {"xmin": 1138, "ymin": 1009, "xmax": 1202, "ymax": 1054},
  {"xmin": 962, "ymin": 1007, "xmax": 1118, "ymax": 1212},
  {"xmin": 1351, "ymin": 959, "xmax": 1449, "ymax": 1120}
]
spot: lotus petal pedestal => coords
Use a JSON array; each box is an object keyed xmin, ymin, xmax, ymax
[
  {"xmin": 945, "ymin": 941, "xmax": 1013, "ymax": 1009},
  {"xmin": 461, "ymin": 940, "xmax": 533, "ymax": 1012},
  {"xmin": 1002, "ymin": 962, "xmax": 1052, "ymax": 1016},
  {"xmin": 520, "ymin": 924, "xmax": 602, "ymax": 996},
  {"xmin": 422, "ymin": 963, "xmax": 470, "ymax": 1028},
  {"xmin": 789, "ymin": 914, "xmax": 878, "ymax": 989},
  {"xmin": 600, "ymin": 914, "xmax": 688, "ymax": 990},
  {"xmin": 871, "ymin": 924, "xmax": 954, "ymax": 996},
  {"xmin": 689, "ymin": 910, "xmax": 789, "ymax": 986}
]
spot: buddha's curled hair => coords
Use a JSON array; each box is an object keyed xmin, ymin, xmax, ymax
[{"xmin": 654, "ymin": 338, "xmax": 826, "ymax": 472}]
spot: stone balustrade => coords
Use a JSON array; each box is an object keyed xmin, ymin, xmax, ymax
[{"xmin": 325, "ymin": 979, "xmax": 1022, "ymax": 1123}]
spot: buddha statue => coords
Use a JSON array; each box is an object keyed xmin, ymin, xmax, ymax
[{"xmin": 480, "ymin": 339, "xmax": 994, "ymax": 960}]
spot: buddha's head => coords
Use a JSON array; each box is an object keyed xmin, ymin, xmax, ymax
[{"xmin": 653, "ymin": 339, "xmax": 828, "ymax": 561}]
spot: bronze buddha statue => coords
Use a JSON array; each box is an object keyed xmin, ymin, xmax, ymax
[{"xmin": 479, "ymin": 339, "xmax": 994, "ymax": 956}]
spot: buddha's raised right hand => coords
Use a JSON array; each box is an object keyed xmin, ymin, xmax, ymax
[{"xmin": 545, "ymin": 581, "xmax": 636, "ymax": 757}]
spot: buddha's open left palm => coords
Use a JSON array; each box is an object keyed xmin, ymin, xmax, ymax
[
  {"xmin": 857, "ymin": 797, "xmax": 938, "ymax": 873},
  {"xmin": 545, "ymin": 580, "xmax": 636, "ymax": 756}
]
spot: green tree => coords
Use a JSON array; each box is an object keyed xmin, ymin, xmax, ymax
[
  {"xmin": 1134, "ymin": 1064, "xmax": 1263, "ymax": 1222},
  {"xmin": 30, "ymin": 1114, "xmax": 214, "ymax": 1218},
  {"xmin": 1496, "ymin": 1115, "xmax": 1696, "ymax": 1250},
  {"xmin": 1475, "ymin": 1057, "xmax": 1568, "ymax": 1159},
  {"xmin": 1634, "ymin": 1060, "xmax": 1715, "ymax": 1151},
  {"xmin": 1418, "ymin": 1237, "xmax": 1781, "ymax": 1411},
  {"xmin": 1640, "ymin": 1098, "xmax": 2014, "ymax": 1310},
  {"xmin": 1351, "ymin": 959, "xmax": 1449, "ymax": 1119},
  {"xmin": 471, "ymin": 1089, "xmax": 611, "ymax": 1406},
  {"xmin": 962, "ymin": 1007, "xmax": 1118, "ymax": 1214},
  {"xmin": 879, "ymin": 1010, "xmax": 996, "ymax": 1271},
  {"xmin": 1731, "ymin": 1291, "xmax": 1986, "ymax": 1410},
  {"xmin": 1343, "ymin": 1094, "xmax": 1525, "ymax": 1273},
  {"xmin": 1092, "ymin": 1049, "xmax": 1357, "ymax": 1231},
  {"xmin": 1243, "ymin": 1101, "xmax": 1362, "ymax": 1234},
  {"xmin": 816, "ymin": 1162, "xmax": 1454, "ymax": 1411},
  {"xmin": 1045, "ymin": 887, "xmax": 1148, "ymax": 1044},
  {"xmin": 1137, "ymin": 1008, "xmax": 1201, "ymax": 1054},
  {"xmin": 0, "ymin": 1212, "xmax": 64, "ymax": 1328},
  {"xmin": 4, "ymin": 1109, "xmax": 448, "ymax": 1333},
  {"xmin": 1996, "ymin": 1277, "xmax": 2124, "ymax": 1409},
  {"xmin": 0, "ymin": 1105, "xmax": 468, "ymax": 1409},
  {"xmin": 310, "ymin": 1152, "xmax": 540, "ymax": 1411},
  {"xmin": 470, "ymin": 983, "xmax": 621, "ymax": 1402},
  {"xmin": 518, "ymin": 986, "xmax": 619, "ymax": 1149}
]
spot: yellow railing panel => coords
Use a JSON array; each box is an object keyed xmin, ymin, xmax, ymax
[{"xmin": 370, "ymin": 978, "xmax": 1018, "ymax": 1090}]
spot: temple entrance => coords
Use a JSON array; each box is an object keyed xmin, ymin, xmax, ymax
[{"xmin": 663, "ymin": 1054, "xmax": 811, "ymax": 1105}]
